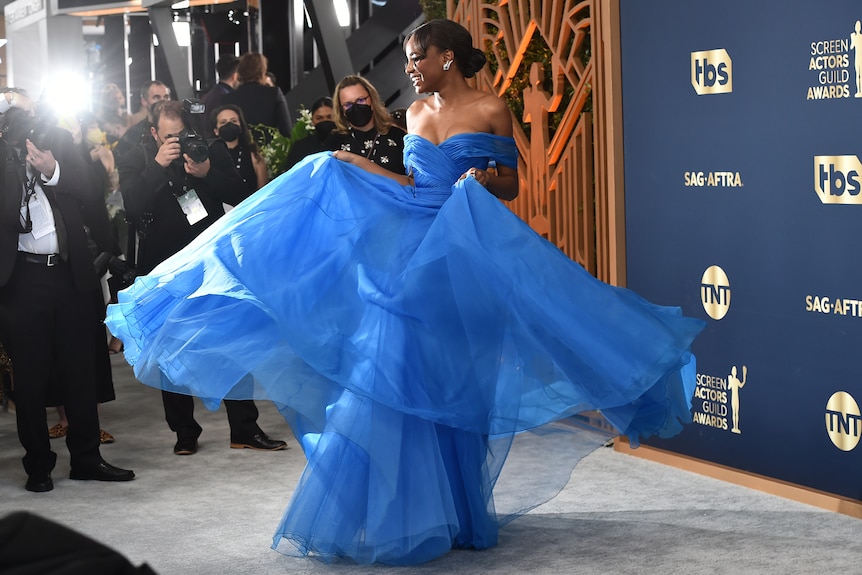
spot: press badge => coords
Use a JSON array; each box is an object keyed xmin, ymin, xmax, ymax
[
  {"xmin": 177, "ymin": 189, "xmax": 208, "ymax": 225},
  {"xmin": 28, "ymin": 197, "xmax": 55, "ymax": 240}
]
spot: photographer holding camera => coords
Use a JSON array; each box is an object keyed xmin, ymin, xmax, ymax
[
  {"xmin": 118, "ymin": 99, "xmax": 287, "ymax": 455},
  {"xmin": 0, "ymin": 89, "xmax": 135, "ymax": 491}
]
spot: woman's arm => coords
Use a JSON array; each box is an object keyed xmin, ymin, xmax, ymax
[
  {"xmin": 460, "ymin": 163, "xmax": 518, "ymax": 201},
  {"xmin": 332, "ymin": 150, "xmax": 412, "ymax": 185},
  {"xmin": 476, "ymin": 96, "xmax": 519, "ymax": 200}
]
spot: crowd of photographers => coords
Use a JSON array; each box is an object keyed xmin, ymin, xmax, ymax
[
  {"xmin": 0, "ymin": 44, "xmax": 413, "ymax": 492},
  {"xmin": 0, "ymin": 55, "xmax": 294, "ymax": 493}
]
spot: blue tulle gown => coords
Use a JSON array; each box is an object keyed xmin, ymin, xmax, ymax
[{"xmin": 107, "ymin": 133, "xmax": 705, "ymax": 565}]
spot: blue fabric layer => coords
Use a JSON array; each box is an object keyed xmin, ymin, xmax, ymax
[{"xmin": 107, "ymin": 133, "xmax": 705, "ymax": 565}]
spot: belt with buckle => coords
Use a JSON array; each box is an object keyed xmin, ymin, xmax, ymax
[{"xmin": 17, "ymin": 252, "xmax": 61, "ymax": 266}]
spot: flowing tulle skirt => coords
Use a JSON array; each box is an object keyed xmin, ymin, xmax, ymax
[{"xmin": 108, "ymin": 152, "xmax": 703, "ymax": 564}]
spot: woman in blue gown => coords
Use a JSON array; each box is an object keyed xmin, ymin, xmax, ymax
[{"xmin": 107, "ymin": 19, "xmax": 705, "ymax": 566}]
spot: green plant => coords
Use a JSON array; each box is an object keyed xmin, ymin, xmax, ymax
[
  {"xmin": 418, "ymin": 0, "xmax": 447, "ymax": 20},
  {"xmin": 252, "ymin": 107, "xmax": 315, "ymax": 179},
  {"xmin": 485, "ymin": 14, "xmax": 591, "ymax": 141}
]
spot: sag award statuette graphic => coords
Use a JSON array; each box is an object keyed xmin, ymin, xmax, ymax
[
  {"xmin": 692, "ymin": 364, "xmax": 747, "ymax": 433},
  {"xmin": 728, "ymin": 365, "xmax": 747, "ymax": 434},
  {"xmin": 853, "ymin": 20, "xmax": 862, "ymax": 97}
]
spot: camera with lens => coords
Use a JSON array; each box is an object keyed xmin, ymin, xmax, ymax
[
  {"xmin": 177, "ymin": 129, "xmax": 208, "ymax": 163},
  {"xmin": 177, "ymin": 98, "xmax": 208, "ymax": 163},
  {"xmin": 0, "ymin": 107, "xmax": 59, "ymax": 151}
]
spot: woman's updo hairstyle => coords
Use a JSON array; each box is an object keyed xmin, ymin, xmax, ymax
[{"xmin": 405, "ymin": 19, "xmax": 486, "ymax": 79}]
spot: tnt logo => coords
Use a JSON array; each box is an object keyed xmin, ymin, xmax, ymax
[
  {"xmin": 691, "ymin": 49, "xmax": 733, "ymax": 95},
  {"xmin": 700, "ymin": 265, "xmax": 730, "ymax": 320},
  {"xmin": 825, "ymin": 391, "xmax": 861, "ymax": 451},
  {"xmin": 814, "ymin": 155, "xmax": 862, "ymax": 204}
]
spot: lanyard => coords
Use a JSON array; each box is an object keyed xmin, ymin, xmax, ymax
[{"xmin": 18, "ymin": 173, "xmax": 38, "ymax": 234}]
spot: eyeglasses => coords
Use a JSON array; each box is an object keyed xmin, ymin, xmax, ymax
[{"xmin": 342, "ymin": 96, "xmax": 369, "ymax": 111}]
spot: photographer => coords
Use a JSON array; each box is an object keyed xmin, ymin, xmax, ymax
[
  {"xmin": 118, "ymin": 100, "xmax": 245, "ymax": 271},
  {"xmin": 0, "ymin": 89, "xmax": 135, "ymax": 491},
  {"xmin": 46, "ymin": 112, "xmax": 125, "ymax": 444},
  {"xmin": 113, "ymin": 80, "xmax": 170, "ymax": 161},
  {"xmin": 117, "ymin": 99, "xmax": 287, "ymax": 455}
]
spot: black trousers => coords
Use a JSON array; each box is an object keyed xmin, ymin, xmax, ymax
[
  {"xmin": 162, "ymin": 390, "xmax": 262, "ymax": 443},
  {"xmin": 0, "ymin": 261, "xmax": 102, "ymax": 477},
  {"xmin": 0, "ymin": 511, "xmax": 157, "ymax": 574}
]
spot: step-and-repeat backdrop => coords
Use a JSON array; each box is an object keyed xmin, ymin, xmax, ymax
[{"xmin": 620, "ymin": 0, "xmax": 862, "ymax": 500}]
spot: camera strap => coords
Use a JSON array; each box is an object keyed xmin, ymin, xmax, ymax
[
  {"xmin": 11, "ymin": 147, "xmax": 36, "ymax": 233},
  {"xmin": 17, "ymin": 174, "xmax": 37, "ymax": 233}
]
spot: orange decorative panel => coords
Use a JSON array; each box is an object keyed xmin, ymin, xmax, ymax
[{"xmin": 449, "ymin": 0, "xmax": 609, "ymax": 279}]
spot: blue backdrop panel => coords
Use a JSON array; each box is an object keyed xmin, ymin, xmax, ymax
[{"xmin": 621, "ymin": 0, "xmax": 862, "ymax": 500}]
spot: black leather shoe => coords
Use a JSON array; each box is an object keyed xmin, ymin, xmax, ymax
[
  {"xmin": 173, "ymin": 438, "xmax": 198, "ymax": 455},
  {"xmin": 69, "ymin": 461, "xmax": 135, "ymax": 482},
  {"xmin": 230, "ymin": 433, "xmax": 287, "ymax": 451},
  {"xmin": 25, "ymin": 473, "xmax": 53, "ymax": 493}
]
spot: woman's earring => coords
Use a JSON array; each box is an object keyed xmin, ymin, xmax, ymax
[{"xmin": 443, "ymin": 60, "xmax": 453, "ymax": 71}]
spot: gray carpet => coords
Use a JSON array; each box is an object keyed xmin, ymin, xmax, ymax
[{"xmin": 1, "ymin": 354, "xmax": 860, "ymax": 574}]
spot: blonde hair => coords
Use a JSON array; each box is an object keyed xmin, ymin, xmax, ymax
[{"xmin": 332, "ymin": 75, "xmax": 395, "ymax": 135}]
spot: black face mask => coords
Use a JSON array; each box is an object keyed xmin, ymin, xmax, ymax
[
  {"xmin": 314, "ymin": 120, "xmax": 336, "ymax": 142},
  {"xmin": 217, "ymin": 122, "xmax": 242, "ymax": 143},
  {"xmin": 344, "ymin": 103, "xmax": 373, "ymax": 128}
]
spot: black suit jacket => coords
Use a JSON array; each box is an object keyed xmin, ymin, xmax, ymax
[
  {"xmin": 113, "ymin": 118, "xmax": 151, "ymax": 164},
  {"xmin": 0, "ymin": 130, "xmax": 101, "ymax": 292},
  {"xmin": 118, "ymin": 135, "xmax": 248, "ymax": 274},
  {"xmin": 202, "ymin": 82, "xmax": 234, "ymax": 124},
  {"xmin": 224, "ymin": 83, "xmax": 291, "ymax": 138}
]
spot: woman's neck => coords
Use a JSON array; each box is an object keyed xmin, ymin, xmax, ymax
[
  {"xmin": 226, "ymin": 139, "xmax": 239, "ymax": 149},
  {"xmin": 433, "ymin": 76, "xmax": 473, "ymax": 108}
]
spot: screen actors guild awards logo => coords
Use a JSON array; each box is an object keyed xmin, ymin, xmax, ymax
[{"xmin": 692, "ymin": 365, "xmax": 746, "ymax": 433}]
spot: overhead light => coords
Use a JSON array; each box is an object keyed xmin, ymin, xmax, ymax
[
  {"xmin": 172, "ymin": 21, "xmax": 191, "ymax": 47},
  {"xmin": 333, "ymin": 0, "xmax": 350, "ymax": 27},
  {"xmin": 154, "ymin": 20, "xmax": 191, "ymax": 47},
  {"xmin": 42, "ymin": 70, "xmax": 90, "ymax": 119},
  {"xmin": 171, "ymin": 1, "xmax": 190, "ymax": 8}
]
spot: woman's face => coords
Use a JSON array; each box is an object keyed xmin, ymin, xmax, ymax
[
  {"xmin": 404, "ymin": 38, "xmax": 446, "ymax": 94},
  {"xmin": 105, "ymin": 85, "xmax": 125, "ymax": 109},
  {"xmin": 214, "ymin": 109, "xmax": 241, "ymax": 134},
  {"xmin": 338, "ymin": 84, "xmax": 374, "ymax": 129},
  {"xmin": 312, "ymin": 105, "xmax": 334, "ymax": 125}
]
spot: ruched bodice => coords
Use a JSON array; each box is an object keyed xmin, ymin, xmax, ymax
[{"xmin": 404, "ymin": 133, "xmax": 518, "ymax": 196}]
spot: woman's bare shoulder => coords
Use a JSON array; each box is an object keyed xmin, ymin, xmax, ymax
[
  {"xmin": 475, "ymin": 93, "xmax": 512, "ymax": 136},
  {"xmin": 406, "ymin": 98, "xmax": 434, "ymax": 133},
  {"xmin": 407, "ymin": 97, "xmax": 433, "ymax": 114}
]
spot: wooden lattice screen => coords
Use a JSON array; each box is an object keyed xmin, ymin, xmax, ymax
[{"xmin": 448, "ymin": 0, "xmax": 623, "ymax": 285}]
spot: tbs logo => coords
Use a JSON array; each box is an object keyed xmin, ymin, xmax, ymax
[
  {"xmin": 814, "ymin": 156, "xmax": 862, "ymax": 204},
  {"xmin": 691, "ymin": 49, "xmax": 732, "ymax": 95}
]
